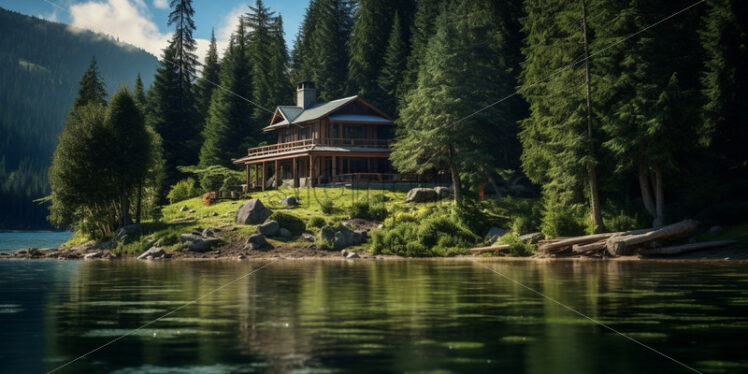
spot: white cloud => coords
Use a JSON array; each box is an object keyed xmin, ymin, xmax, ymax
[
  {"xmin": 153, "ymin": 0, "xmax": 168, "ymax": 10},
  {"xmin": 39, "ymin": 9, "xmax": 59, "ymax": 22},
  {"xmin": 67, "ymin": 0, "xmax": 240, "ymax": 74}
]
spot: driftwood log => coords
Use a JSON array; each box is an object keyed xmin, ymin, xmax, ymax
[
  {"xmin": 639, "ymin": 240, "xmax": 736, "ymax": 256},
  {"xmin": 572, "ymin": 240, "xmax": 607, "ymax": 255},
  {"xmin": 606, "ymin": 219, "xmax": 700, "ymax": 256},
  {"xmin": 470, "ymin": 245, "xmax": 511, "ymax": 254},
  {"xmin": 538, "ymin": 233, "xmax": 621, "ymax": 253}
]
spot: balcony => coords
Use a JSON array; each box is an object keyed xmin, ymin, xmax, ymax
[{"xmin": 245, "ymin": 138, "xmax": 392, "ymax": 158}]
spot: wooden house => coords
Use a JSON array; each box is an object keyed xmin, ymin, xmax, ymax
[{"xmin": 233, "ymin": 82, "xmax": 398, "ymax": 190}]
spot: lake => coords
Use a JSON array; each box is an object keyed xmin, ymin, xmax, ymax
[
  {"xmin": 0, "ymin": 232, "xmax": 73, "ymax": 251},
  {"xmin": 0, "ymin": 259, "xmax": 747, "ymax": 373}
]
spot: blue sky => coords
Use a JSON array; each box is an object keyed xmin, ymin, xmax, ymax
[{"xmin": 2, "ymin": 0, "xmax": 309, "ymax": 59}]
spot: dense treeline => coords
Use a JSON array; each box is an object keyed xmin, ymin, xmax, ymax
[
  {"xmin": 0, "ymin": 8, "xmax": 157, "ymax": 230},
  {"xmin": 43, "ymin": 0, "xmax": 748, "ymax": 237}
]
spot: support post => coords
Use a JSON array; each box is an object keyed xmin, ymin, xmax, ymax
[
  {"xmin": 332, "ymin": 156, "xmax": 337, "ymax": 183},
  {"xmin": 245, "ymin": 164, "xmax": 250, "ymax": 194},
  {"xmin": 293, "ymin": 157, "xmax": 298, "ymax": 188},
  {"xmin": 261, "ymin": 162, "xmax": 266, "ymax": 192},
  {"xmin": 308, "ymin": 155, "xmax": 313, "ymax": 188},
  {"xmin": 254, "ymin": 164, "xmax": 259, "ymax": 189},
  {"xmin": 274, "ymin": 160, "xmax": 279, "ymax": 188}
]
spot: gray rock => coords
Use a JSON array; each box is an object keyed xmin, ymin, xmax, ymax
[
  {"xmin": 341, "ymin": 249, "xmax": 349, "ymax": 257},
  {"xmin": 433, "ymin": 186, "xmax": 451, "ymax": 199},
  {"xmin": 202, "ymin": 228, "xmax": 219, "ymax": 238},
  {"xmin": 84, "ymin": 251, "xmax": 102, "ymax": 260},
  {"xmin": 188, "ymin": 209, "xmax": 196, "ymax": 214},
  {"xmin": 237, "ymin": 254, "xmax": 246, "ymax": 260},
  {"xmin": 137, "ymin": 247, "xmax": 166, "ymax": 260},
  {"xmin": 321, "ymin": 225, "xmax": 364, "ymax": 250},
  {"xmin": 246, "ymin": 234, "xmax": 268, "ymax": 250},
  {"xmin": 279, "ymin": 228, "xmax": 292, "ymax": 238},
  {"xmin": 280, "ymin": 195, "xmax": 299, "ymax": 206},
  {"xmin": 235, "ymin": 199, "xmax": 272, "ymax": 225},
  {"xmin": 302, "ymin": 232, "xmax": 315, "ymax": 242},
  {"xmin": 179, "ymin": 234, "xmax": 221, "ymax": 252},
  {"xmin": 258, "ymin": 220, "xmax": 280, "ymax": 236},
  {"xmin": 180, "ymin": 206, "xmax": 189, "ymax": 212},
  {"xmin": 709, "ymin": 225, "xmax": 724, "ymax": 234},
  {"xmin": 405, "ymin": 188, "xmax": 437, "ymax": 203},
  {"xmin": 113, "ymin": 224, "xmax": 141, "ymax": 245},
  {"xmin": 346, "ymin": 252, "xmax": 360, "ymax": 259},
  {"xmin": 484, "ymin": 227, "xmax": 507, "ymax": 243},
  {"xmin": 519, "ymin": 232, "xmax": 544, "ymax": 244}
]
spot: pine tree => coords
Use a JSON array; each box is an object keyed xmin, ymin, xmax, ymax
[
  {"xmin": 134, "ymin": 73, "xmax": 146, "ymax": 107},
  {"xmin": 700, "ymin": 0, "xmax": 748, "ymax": 195},
  {"xmin": 401, "ymin": 0, "xmax": 446, "ymax": 100},
  {"xmin": 148, "ymin": 0, "xmax": 200, "ymax": 187},
  {"xmin": 199, "ymin": 20, "xmax": 254, "ymax": 168},
  {"xmin": 347, "ymin": 0, "xmax": 397, "ymax": 103},
  {"xmin": 74, "ymin": 57, "xmax": 107, "ymax": 108},
  {"xmin": 518, "ymin": 0, "xmax": 605, "ymax": 232},
  {"xmin": 194, "ymin": 29, "xmax": 220, "ymax": 122},
  {"xmin": 377, "ymin": 11, "xmax": 408, "ymax": 117},
  {"xmin": 291, "ymin": 0, "xmax": 353, "ymax": 101}
]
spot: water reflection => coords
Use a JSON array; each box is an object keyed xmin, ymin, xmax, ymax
[{"xmin": 0, "ymin": 260, "xmax": 747, "ymax": 373}]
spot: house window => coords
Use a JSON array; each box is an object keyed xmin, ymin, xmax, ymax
[
  {"xmin": 299, "ymin": 127, "xmax": 310, "ymax": 140},
  {"xmin": 343, "ymin": 125, "xmax": 364, "ymax": 139}
]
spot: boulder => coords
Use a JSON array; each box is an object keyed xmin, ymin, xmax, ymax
[
  {"xmin": 321, "ymin": 225, "xmax": 364, "ymax": 250},
  {"xmin": 235, "ymin": 199, "xmax": 273, "ymax": 225},
  {"xmin": 484, "ymin": 227, "xmax": 507, "ymax": 243},
  {"xmin": 246, "ymin": 234, "xmax": 268, "ymax": 250},
  {"xmin": 137, "ymin": 247, "xmax": 166, "ymax": 260},
  {"xmin": 434, "ymin": 186, "xmax": 451, "ymax": 199},
  {"xmin": 179, "ymin": 234, "xmax": 221, "ymax": 252},
  {"xmin": 280, "ymin": 196, "xmax": 299, "ymax": 206},
  {"xmin": 346, "ymin": 252, "xmax": 360, "ymax": 259},
  {"xmin": 188, "ymin": 209, "xmax": 196, "ymax": 214},
  {"xmin": 180, "ymin": 206, "xmax": 189, "ymax": 212},
  {"xmin": 202, "ymin": 228, "xmax": 220, "ymax": 238},
  {"xmin": 405, "ymin": 188, "xmax": 437, "ymax": 203},
  {"xmin": 258, "ymin": 220, "xmax": 280, "ymax": 236},
  {"xmin": 519, "ymin": 232, "xmax": 544, "ymax": 244},
  {"xmin": 302, "ymin": 232, "xmax": 315, "ymax": 242},
  {"xmin": 279, "ymin": 228, "xmax": 292, "ymax": 238},
  {"xmin": 113, "ymin": 224, "xmax": 141, "ymax": 245}
]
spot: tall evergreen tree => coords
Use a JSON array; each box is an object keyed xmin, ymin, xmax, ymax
[
  {"xmin": 291, "ymin": 0, "xmax": 353, "ymax": 101},
  {"xmin": 148, "ymin": 0, "xmax": 200, "ymax": 187},
  {"xmin": 700, "ymin": 0, "xmax": 748, "ymax": 195},
  {"xmin": 401, "ymin": 0, "xmax": 446, "ymax": 100},
  {"xmin": 518, "ymin": 0, "xmax": 605, "ymax": 232},
  {"xmin": 194, "ymin": 29, "xmax": 220, "ymax": 122},
  {"xmin": 199, "ymin": 19, "xmax": 254, "ymax": 167},
  {"xmin": 377, "ymin": 11, "xmax": 408, "ymax": 117},
  {"xmin": 74, "ymin": 57, "xmax": 107, "ymax": 108},
  {"xmin": 134, "ymin": 73, "xmax": 146, "ymax": 106}
]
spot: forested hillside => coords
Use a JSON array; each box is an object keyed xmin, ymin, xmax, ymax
[{"xmin": 0, "ymin": 8, "xmax": 158, "ymax": 230}]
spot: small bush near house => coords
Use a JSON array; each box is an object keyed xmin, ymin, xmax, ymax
[
  {"xmin": 319, "ymin": 199, "xmax": 335, "ymax": 215},
  {"xmin": 269, "ymin": 212, "xmax": 306, "ymax": 234},
  {"xmin": 166, "ymin": 178, "xmax": 201, "ymax": 204},
  {"xmin": 371, "ymin": 210, "xmax": 478, "ymax": 257},
  {"xmin": 349, "ymin": 201, "xmax": 389, "ymax": 221},
  {"xmin": 309, "ymin": 216, "xmax": 326, "ymax": 228}
]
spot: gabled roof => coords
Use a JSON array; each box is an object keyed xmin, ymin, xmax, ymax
[{"xmin": 263, "ymin": 96, "xmax": 392, "ymax": 132}]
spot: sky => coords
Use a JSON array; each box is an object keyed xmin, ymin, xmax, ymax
[{"xmin": 1, "ymin": 0, "xmax": 309, "ymax": 61}]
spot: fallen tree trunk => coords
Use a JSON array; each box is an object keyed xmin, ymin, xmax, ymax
[
  {"xmin": 538, "ymin": 233, "xmax": 621, "ymax": 253},
  {"xmin": 572, "ymin": 240, "xmax": 607, "ymax": 255},
  {"xmin": 470, "ymin": 245, "xmax": 511, "ymax": 254},
  {"xmin": 606, "ymin": 219, "xmax": 700, "ymax": 256},
  {"xmin": 639, "ymin": 240, "xmax": 736, "ymax": 256}
]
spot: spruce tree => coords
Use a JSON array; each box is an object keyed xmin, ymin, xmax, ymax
[
  {"xmin": 74, "ymin": 57, "xmax": 107, "ymax": 108},
  {"xmin": 701, "ymin": 0, "xmax": 748, "ymax": 195},
  {"xmin": 148, "ymin": 0, "xmax": 200, "ymax": 187},
  {"xmin": 194, "ymin": 29, "xmax": 220, "ymax": 122},
  {"xmin": 199, "ymin": 20, "xmax": 254, "ymax": 167},
  {"xmin": 518, "ymin": 0, "xmax": 604, "ymax": 232},
  {"xmin": 347, "ymin": 0, "xmax": 397, "ymax": 103},
  {"xmin": 291, "ymin": 0, "xmax": 353, "ymax": 101},
  {"xmin": 401, "ymin": 0, "xmax": 446, "ymax": 100},
  {"xmin": 134, "ymin": 73, "xmax": 146, "ymax": 107},
  {"xmin": 377, "ymin": 11, "xmax": 408, "ymax": 117}
]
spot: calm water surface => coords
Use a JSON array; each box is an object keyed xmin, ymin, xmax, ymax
[
  {"xmin": 0, "ymin": 232, "xmax": 73, "ymax": 251},
  {"xmin": 1, "ymin": 259, "xmax": 747, "ymax": 373}
]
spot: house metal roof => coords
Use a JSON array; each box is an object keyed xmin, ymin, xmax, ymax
[
  {"xmin": 264, "ymin": 95, "xmax": 392, "ymax": 132},
  {"xmin": 328, "ymin": 114, "xmax": 393, "ymax": 123}
]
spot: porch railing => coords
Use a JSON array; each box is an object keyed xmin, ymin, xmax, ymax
[{"xmin": 246, "ymin": 138, "xmax": 391, "ymax": 157}]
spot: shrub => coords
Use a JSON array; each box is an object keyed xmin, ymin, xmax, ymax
[
  {"xmin": 348, "ymin": 201, "xmax": 371, "ymax": 219},
  {"xmin": 496, "ymin": 233, "xmax": 535, "ymax": 257},
  {"xmin": 178, "ymin": 165, "xmax": 245, "ymax": 192},
  {"xmin": 453, "ymin": 200, "xmax": 499, "ymax": 235},
  {"xmin": 541, "ymin": 199, "xmax": 588, "ymax": 238},
  {"xmin": 159, "ymin": 231, "xmax": 180, "ymax": 246},
  {"xmin": 166, "ymin": 178, "xmax": 200, "ymax": 204},
  {"xmin": 309, "ymin": 216, "xmax": 326, "ymax": 228},
  {"xmin": 369, "ymin": 205, "xmax": 389, "ymax": 221},
  {"xmin": 372, "ymin": 214, "xmax": 477, "ymax": 257},
  {"xmin": 319, "ymin": 199, "xmax": 334, "ymax": 215},
  {"xmin": 371, "ymin": 193, "xmax": 390, "ymax": 203},
  {"xmin": 269, "ymin": 212, "xmax": 306, "ymax": 234}
]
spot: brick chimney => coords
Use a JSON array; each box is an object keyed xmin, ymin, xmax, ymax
[{"xmin": 296, "ymin": 81, "xmax": 316, "ymax": 109}]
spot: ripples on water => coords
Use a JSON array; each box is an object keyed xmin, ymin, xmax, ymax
[{"xmin": 0, "ymin": 260, "xmax": 747, "ymax": 373}]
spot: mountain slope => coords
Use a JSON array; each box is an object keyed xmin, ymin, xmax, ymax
[{"xmin": 0, "ymin": 7, "xmax": 159, "ymax": 230}]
